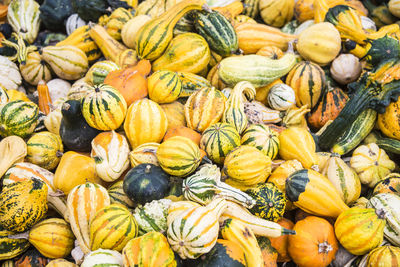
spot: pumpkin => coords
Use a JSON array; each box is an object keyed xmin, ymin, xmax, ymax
[
  {"xmin": 121, "ymin": 15, "xmax": 152, "ymax": 49},
  {"xmin": 123, "ymin": 164, "xmax": 170, "ymax": 205},
  {"xmin": 129, "ymin": 142, "xmax": 159, "ymax": 167},
  {"xmin": 81, "ymin": 249, "xmax": 123, "ymax": 267},
  {"xmin": 267, "ymin": 83, "xmax": 296, "ymax": 111},
  {"xmin": 164, "ymin": 126, "xmax": 201, "ymax": 146},
  {"xmin": 367, "ymin": 245, "xmax": 400, "ymax": 267},
  {"xmin": 269, "ymin": 218, "xmax": 294, "ymax": 262},
  {"xmin": 288, "ymin": 216, "xmax": 338, "ymax": 267},
  {"xmin": 377, "ymin": 95, "xmax": 400, "ymax": 140},
  {"xmin": 160, "ymin": 101, "xmax": 186, "ymax": 129},
  {"xmin": 148, "ymin": 70, "xmax": 182, "ymax": 104},
  {"xmin": 108, "ymin": 181, "xmax": 135, "ymax": 209},
  {"xmin": 330, "ymin": 54, "xmax": 362, "ymax": 84},
  {"xmin": 373, "ymin": 173, "xmax": 400, "ymax": 195},
  {"xmin": 0, "ymin": 100, "xmax": 38, "ymax": 138},
  {"xmin": 124, "ymin": 98, "xmax": 168, "ymax": 148},
  {"xmin": 350, "ymin": 143, "xmax": 396, "ymax": 187},
  {"xmin": 259, "ymin": 0, "xmax": 295, "ymax": 27},
  {"xmin": 297, "ymin": 22, "xmax": 341, "ymax": 65}
]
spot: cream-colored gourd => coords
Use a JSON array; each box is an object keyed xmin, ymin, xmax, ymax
[
  {"xmin": 330, "ymin": 54, "xmax": 362, "ymax": 85},
  {"xmin": 121, "ymin": 15, "xmax": 152, "ymax": 49}
]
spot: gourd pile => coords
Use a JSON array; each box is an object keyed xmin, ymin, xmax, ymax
[{"xmin": 1, "ymin": 0, "xmax": 400, "ymax": 266}]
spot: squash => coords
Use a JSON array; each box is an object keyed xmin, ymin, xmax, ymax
[
  {"xmin": 160, "ymin": 101, "xmax": 186, "ymax": 129},
  {"xmin": 0, "ymin": 178, "xmax": 48, "ymax": 232},
  {"xmin": 67, "ymin": 182, "xmax": 110, "ymax": 254},
  {"xmin": 39, "ymin": 0, "xmax": 73, "ymax": 31},
  {"xmin": 211, "ymin": 1, "xmax": 243, "ymax": 22},
  {"xmin": 7, "ymin": 0, "xmax": 40, "ymax": 44},
  {"xmin": 350, "ymin": 143, "xmax": 396, "ymax": 187},
  {"xmin": 133, "ymin": 198, "xmax": 172, "ymax": 234},
  {"xmin": 122, "ymin": 231, "xmax": 176, "ymax": 267},
  {"xmin": 0, "ymin": 56, "xmax": 21, "ymax": 91},
  {"xmin": 148, "ymin": 70, "xmax": 182, "ymax": 104},
  {"xmin": 177, "ymin": 71, "xmax": 211, "ymax": 97},
  {"xmin": 135, "ymin": 0, "xmax": 176, "ymax": 17},
  {"xmin": 367, "ymin": 245, "xmax": 400, "ymax": 266},
  {"xmin": 85, "ymin": 60, "xmax": 120, "ymax": 86},
  {"xmin": 90, "ymin": 204, "xmax": 138, "ymax": 252},
  {"xmin": 257, "ymin": 237, "xmax": 278, "ymax": 267},
  {"xmin": 152, "ymin": 32, "xmax": 210, "ymax": 74},
  {"xmin": 123, "ymin": 164, "xmax": 169, "ymax": 205},
  {"xmin": 91, "ymin": 131, "xmax": 130, "ymax": 182},
  {"xmin": 286, "ymin": 169, "xmax": 349, "ymax": 218},
  {"xmin": 223, "ymin": 145, "xmax": 272, "ymax": 191},
  {"xmin": 297, "ymin": 22, "xmax": 341, "ymax": 65},
  {"xmin": 259, "ymin": 0, "xmax": 295, "ymax": 27},
  {"xmin": 244, "ymin": 101, "xmax": 282, "ymax": 125},
  {"xmin": 389, "ymin": 0, "xmax": 400, "ymax": 17},
  {"xmin": 278, "ymin": 127, "xmax": 318, "ymax": 169},
  {"xmin": 164, "ymin": 126, "xmax": 201, "ymax": 146},
  {"xmin": 288, "ymin": 216, "xmax": 338, "ymax": 267},
  {"xmin": 267, "ymin": 83, "xmax": 296, "ymax": 111},
  {"xmin": 330, "ymin": 54, "xmax": 362, "ymax": 85},
  {"xmin": 185, "ymin": 86, "xmax": 226, "ymax": 132},
  {"xmin": 334, "ymin": 207, "xmax": 386, "ymax": 255},
  {"xmin": 14, "ymin": 248, "xmax": 50, "ymax": 267},
  {"xmin": 46, "ymin": 259, "xmax": 78, "ymax": 267},
  {"xmin": 0, "ymin": 225, "xmax": 30, "ymax": 260},
  {"xmin": 269, "ymin": 218, "xmax": 294, "ymax": 262},
  {"xmin": 26, "ymin": 131, "xmax": 63, "ymax": 170},
  {"xmin": 99, "ymin": 8, "xmax": 134, "ymax": 41},
  {"xmin": 373, "ymin": 173, "xmax": 400, "ymax": 195},
  {"xmin": 0, "ymin": 100, "xmax": 38, "ymax": 138},
  {"xmin": 241, "ymin": 124, "xmax": 280, "ymax": 160},
  {"xmin": 124, "ymin": 98, "xmax": 168, "ymax": 148},
  {"xmin": 377, "ymin": 95, "xmax": 400, "ymax": 140},
  {"xmin": 81, "ymin": 249, "xmax": 123, "ymax": 267},
  {"xmin": 281, "ymin": 105, "xmax": 310, "ymax": 129},
  {"xmin": 286, "ymin": 61, "xmax": 326, "ymax": 109},
  {"xmin": 121, "ymin": 15, "xmax": 152, "ymax": 49},
  {"xmin": 129, "ymin": 142, "xmax": 159, "ymax": 167},
  {"xmin": 20, "ymin": 51, "xmax": 52, "ymax": 86},
  {"xmin": 294, "ymin": 0, "xmax": 314, "ymax": 22},
  {"xmin": 65, "ymin": 13, "xmax": 86, "ymax": 36},
  {"xmin": 108, "ymin": 181, "xmax": 135, "ymax": 208},
  {"xmin": 257, "ymin": 45, "xmax": 284, "ymax": 59}
]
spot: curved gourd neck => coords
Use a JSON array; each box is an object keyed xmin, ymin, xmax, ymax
[{"xmin": 156, "ymin": 0, "xmax": 206, "ymax": 25}]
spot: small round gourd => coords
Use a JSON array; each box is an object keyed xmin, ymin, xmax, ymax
[
  {"xmin": 81, "ymin": 249, "xmax": 123, "ymax": 267},
  {"xmin": 241, "ymin": 124, "xmax": 280, "ymax": 160},
  {"xmin": 330, "ymin": 54, "xmax": 362, "ymax": 85},
  {"xmin": 148, "ymin": 70, "xmax": 182, "ymax": 104},
  {"xmin": 108, "ymin": 181, "xmax": 135, "ymax": 208},
  {"xmin": 267, "ymin": 83, "xmax": 296, "ymax": 111},
  {"xmin": 377, "ymin": 96, "xmax": 400, "ymax": 140},
  {"xmin": 129, "ymin": 142, "xmax": 159, "ymax": 167},
  {"xmin": 367, "ymin": 245, "xmax": 400, "ymax": 267},
  {"xmin": 85, "ymin": 60, "xmax": 120, "ymax": 85}
]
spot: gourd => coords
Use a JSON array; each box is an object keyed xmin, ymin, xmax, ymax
[
  {"xmin": 0, "ymin": 100, "xmax": 38, "ymax": 138},
  {"xmin": 167, "ymin": 198, "xmax": 227, "ymax": 259},
  {"xmin": 108, "ymin": 181, "xmax": 135, "ymax": 209},
  {"xmin": 81, "ymin": 84, "xmax": 127, "ymax": 131},
  {"xmin": 81, "ymin": 249, "xmax": 123, "ymax": 267},
  {"xmin": 350, "ymin": 143, "xmax": 395, "ymax": 187},
  {"xmin": 156, "ymin": 136, "xmax": 202, "ymax": 177},
  {"xmin": 14, "ymin": 248, "xmax": 50, "ymax": 266},
  {"xmin": 19, "ymin": 51, "xmax": 52, "ymax": 86},
  {"xmin": 334, "ymin": 207, "xmax": 386, "ymax": 255},
  {"xmin": 91, "ymin": 131, "xmax": 130, "ymax": 182},
  {"xmin": 39, "ymin": 0, "xmax": 73, "ymax": 32},
  {"xmin": 129, "ymin": 142, "xmax": 159, "ymax": 167},
  {"xmin": 37, "ymin": 81, "xmax": 52, "ymax": 115},
  {"xmin": 148, "ymin": 70, "xmax": 182, "ymax": 104},
  {"xmin": 121, "ymin": 15, "xmax": 151, "ymax": 49},
  {"xmin": 47, "ymin": 79, "xmax": 71, "ymax": 102},
  {"xmin": 177, "ymin": 71, "xmax": 211, "ymax": 97},
  {"xmin": 67, "ymin": 182, "xmax": 110, "ymax": 254},
  {"xmin": 367, "ymin": 245, "xmax": 400, "ymax": 267},
  {"xmin": 297, "ymin": 22, "xmax": 341, "ymax": 65},
  {"xmin": 85, "ymin": 60, "xmax": 120, "ymax": 86},
  {"xmin": 135, "ymin": 0, "xmax": 205, "ymax": 60},
  {"xmin": 200, "ymin": 122, "xmax": 240, "ymax": 164},
  {"xmin": 0, "ymin": 56, "xmax": 22, "ymax": 90},
  {"xmin": 257, "ymin": 236, "xmax": 278, "ymax": 266},
  {"xmin": 164, "ymin": 126, "xmax": 201, "ymax": 145},
  {"xmin": 259, "ymin": 0, "xmax": 295, "ymax": 27},
  {"xmin": 294, "ymin": 0, "xmax": 314, "ymax": 22},
  {"xmin": 257, "ymin": 45, "xmax": 284, "ymax": 59},
  {"xmin": 65, "ymin": 14, "xmax": 86, "ymax": 36},
  {"xmin": 47, "ymin": 259, "xmax": 78, "ymax": 267},
  {"xmin": 211, "ymin": 1, "xmax": 244, "ymax": 21},
  {"xmin": 389, "ymin": 0, "xmax": 400, "ymax": 17},
  {"xmin": 26, "ymin": 131, "xmax": 63, "ymax": 170},
  {"xmin": 286, "ymin": 169, "xmax": 349, "ymax": 218},
  {"xmin": 160, "ymin": 101, "xmax": 186, "ymax": 129},
  {"xmin": 288, "ymin": 216, "xmax": 338, "ymax": 267},
  {"xmin": 89, "ymin": 204, "xmax": 138, "ymax": 252},
  {"xmin": 0, "ymin": 178, "xmax": 48, "ymax": 232},
  {"xmin": 152, "ymin": 32, "xmax": 210, "ymax": 74},
  {"xmin": 269, "ymin": 218, "xmax": 294, "ymax": 262},
  {"xmin": 124, "ymin": 98, "xmax": 168, "ymax": 148},
  {"xmin": 241, "ymin": 124, "xmax": 280, "ymax": 160},
  {"xmin": 0, "ymin": 225, "xmax": 30, "ymax": 260},
  {"xmin": 282, "ymin": 105, "xmax": 311, "ymax": 129},
  {"xmin": 223, "ymin": 145, "xmax": 272, "ymax": 191},
  {"xmin": 133, "ymin": 199, "xmax": 172, "ymax": 234},
  {"xmin": 244, "ymin": 100, "xmax": 282, "ymax": 125},
  {"xmin": 99, "ymin": 8, "xmax": 134, "ymax": 41},
  {"xmin": 185, "ymin": 86, "xmax": 226, "ymax": 132},
  {"xmin": 7, "ymin": 0, "xmax": 40, "ymax": 43},
  {"xmin": 373, "ymin": 173, "xmax": 400, "ymax": 195},
  {"xmin": 377, "ymin": 95, "xmax": 400, "ymax": 140},
  {"xmin": 330, "ymin": 54, "xmax": 362, "ymax": 85},
  {"xmin": 267, "ymin": 83, "xmax": 296, "ymax": 111},
  {"xmin": 123, "ymin": 164, "xmax": 169, "ymax": 205}
]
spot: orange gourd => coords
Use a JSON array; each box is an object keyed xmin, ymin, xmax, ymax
[
  {"xmin": 104, "ymin": 60, "xmax": 151, "ymax": 106},
  {"xmin": 163, "ymin": 126, "xmax": 201, "ymax": 146},
  {"xmin": 37, "ymin": 80, "xmax": 52, "ymax": 115},
  {"xmin": 270, "ymin": 218, "xmax": 294, "ymax": 262}
]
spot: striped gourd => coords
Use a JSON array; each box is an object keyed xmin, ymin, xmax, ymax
[
  {"xmin": 19, "ymin": 51, "xmax": 52, "ymax": 86},
  {"xmin": 121, "ymin": 15, "xmax": 152, "ymax": 49},
  {"xmin": 242, "ymin": 0, "xmax": 259, "ymax": 18},
  {"xmin": 185, "ymin": 86, "xmax": 226, "ymax": 132},
  {"xmin": 367, "ymin": 193, "xmax": 400, "ymax": 246},
  {"xmin": 67, "ymin": 182, "xmax": 110, "ymax": 254},
  {"xmin": 223, "ymin": 145, "xmax": 272, "ymax": 191},
  {"xmin": 135, "ymin": 0, "xmax": 205, "ymax": 60},
  {"xmin": 367, "ymin": 245, "xmax": 400, "ymax": 267},
  {"xmin": 129, "ymin": 142, "xmax": 159, "ymax": 167},
  {"xmin": 223, "ymin": 81, "xmax": 256, "ymax": 134},
  {"xmin": 167, "ymin": 198, "xmax": 227, "ymax": 259},
  {"xmin": 67, "ymin": 79, "xmax": 92, "ymax": 101},
  {"xmin": 193, "ymin": 9, "xmax": 238, "ymax": 57},
  {"xmin": 7, "ymin": 0, "xmax": 40, "ymax": 44},
  {"xmin": 56, "ymin": 25, "xmax": 101, "ymax": 63},
  {"xmin": 241, "ymin": 124, "xmax": 280, "ymax": 160},
  {"xmin": 286, "ymin": 61, "xmax": 326, "ymax": 109},
  {"xmin": 123, "ymin": 231, "xmax": 176, "ymax": 267},
  {"xmin": 156, "ymin": 136, "xmax": 201, "ymax": 177},
  {"xmin": 0, "ymin": 100, "xmax": 38, "ymax": 138},
  {"xmin": 66, "ymin": 13, "xmax": 87, "ymax": 35},
  {"xmin": 27, "ymin": 218, "xmax": 74, "ymax": 258},
  {"xmin": 133, "ymin": 199, "xmax": 172, "ymax": 234},
  {"xmin": 0, "ymin": 178, "xmax": 48, "ymax": 232},
  {"xmin": 81, "ymin": 84, "xmax": 127, "ymax": 131},
  {"xmin": 91, "ymin": 131, "xmax": 130, "ymax": 182},
  {"xmin": 99, "ymin": 8, "xmax": 134, "ymax": 41},
  {"xmin": 148, "ymin": 70, "xmax": 182, "ymax": 104},
  {"xmin": 46, "ymin": 259, "xmax": 78, "ymax": 267},
  {"xmin": 85, "ymin": 60, "xmax": 120, "ymax": 85},
  {"xmin": 160, "ymin": 101, "xmax": 186, "ymax": 129},
  {"xmin": 177, "ymin": 71, "xmax": 211, "ymax": 97},
  {"xmin": 0, "ymin": 56, "xmax": 22, "ymax": 91},
  {"xmin": 0, "ymin": 86, "xmax": 8, "ymax": 104},
  {"xmin": 42, "ymin": 45, "xmax": 89, "ymax": 80},
  {"xmin": 2, "ymin": 162, "xmax": 68, "ymax": 220},
  {"xmin": 124, "ymin": 98, "xmax": 168, "ymax": 148},
  {"xmin": 26, "ymin": 131, "xmax": 64, "ymax": 170},
  {"xmin": 0, "ymin": 225, "xmax": 30, "ymax": 260},
  {"xmin": 108, "ymin": 181, "xmax": 135, "ymax": 208},
  {"xmin": 182, "ymin": 164, "xmax": 255, "ymax": 208},
  {"xmin": 81, "ymin": 249, "xmax": 123, "ymax": 267},
  {"xmin": 152, "ymin": 32, "xmax": 210, "ymax": 74},
  {"xmin": 373, "ymin": 173, "xmax": 400, "ymax": 195},
  {"xmin": 200, "ymin": 122, "xmax": 240, "ymax": 164},
  {"xmin": 90, "ymin": 204, "xmax": 138, "ymax": 252},
  {"xmin": 267, "ymin": 83, "xmax": 296, "ymax": 111}
]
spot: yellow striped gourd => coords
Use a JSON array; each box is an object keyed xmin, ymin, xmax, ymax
[
  {"xmin": 19, "ymin": 51, "xmax": 52, "ymax": 86},
  {"xmin": 148, "ymin": 70, "xmax": 182, "ymax": 104},
  {"xmin": 7, "ymin": 0, "xmax": 40, "ymax": 44},
  {"xmin": 241, "ymin": 124, "xmax": 280, "ymax": 160}
]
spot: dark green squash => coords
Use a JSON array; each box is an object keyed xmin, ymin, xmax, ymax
[
  {"xmin": 123, "ymin": 164, "xmax": 170, "ymax": 205},
  {"xmin": 39, "ymin": 0, "xmax": 73, "ymax": 31},
  {"xmin": 0, "ymin": 225, "xmax": 30, "ymax": 261},
  {"xmin": 71, "ymin": 0, "xmax": 132, "ymax": 22},
  {"xmin": 14, "ymin": 248, "xmax": 50, "ymax": 267},
  {"xmin": 245, "ymin": 183, "xmax": 286, "ymax": 222},
  {"xmin": 59, "ymin": 100, "xmax": 101, "ymax": 152}
]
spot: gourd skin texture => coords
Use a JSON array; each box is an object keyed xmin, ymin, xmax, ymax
[{"xmin": 378, "ymin": 96, "xmax": 400, "ymax": 140}]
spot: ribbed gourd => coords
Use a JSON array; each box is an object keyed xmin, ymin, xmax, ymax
[
  {"xmin": 367, "ymin": 245, "xmax": 400, "ymax": 267},
  {"xmin": 26, "ymin": 131, "xmax": 63, "ymax": 170},
  {"xmin": 81, "ymin": 249, "xmax": 123, "ymax": 267},
  {"xmin": 373, "ymin": 173, "xmax": 400, "ymax": 195},
  {"xmin": 241, "ymin": 124, "xmax": 280, "ymax": 160},
  {"xmin": 129, "ymin": 142, "xmax": 159, "ymax": 167},
  {"xmin": 0, "ymin": 100, "xmax": 38, "ymax": 138},
  {"xmin": 0, "ymin": 56, "xmax": 22, "ymax": 91},
  {"xmin": 85, "ymin": 60, "xmax": 120, "ymax": 85},
  {"xmin": 108, "ymin": 181, "xmax": 135, "ymax": 208},
  {"xmin": 177, "ymin": 71, "xmax": 211, "ymax": 97},
  {"xmin": 7, "ymin": 0, "xmax": 40, "ymax": 44},
  {"xmin": 148, "ymin": 70, "xmax": 182, "ymax": 104},
  {"xmin": 259, "ymin": 0, "xmax": 295, "ymax": 27},
  {"xmin": 0, "ymin": 225, "xmax": 30, "ymax": 260},
  {"xmin": 160, "ymin": 101, "xmax": 186, "ymax": 129},
  {"xmin": 19, "ymin": 51, "xmax": 52, "ymax": 86},
  {"xmin": 267, "ymin": 83, "xmax": 296, "ymax": 111}
]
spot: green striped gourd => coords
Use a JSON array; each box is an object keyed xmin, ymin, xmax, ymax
[
  {"xmin": 42, "ymin": 45, "xmax": 89, "ymax": 80},
  {"xmin": 0, "ymin": 178, "xmax": 48, "ymax": 232},
  {"xmin": 0, "ymin": 225, "xmax": 30, "ymax": 260},
  {"xmin": 148, "ymin": 70, "xmax": 182, "ymax": 104},
  {"xmin": 90, "ymin": 204, "xmax": 138, "ymax": 252},
  {"xmin": 81, "ymin": 84, "xmax": 127, "ymax": 131},
  {"xmin": 67, "ymin": 182, "xmax": 110, "ymax": 254},
  {"xmin": 367, "ymin": 193, "xmax": 400, "ymax": 246},
  {"xmin": 177, "ymin": 71, "xmax": 211, "ymax": 97},
  {"xmin": 107, "ymin": 181, "xmax": 135, "ymax": 208},
  {"xmin": 0, "ymin": 87, "xmax": 8, "ymax": 104},
  {"xmin": 135, "ymin": 0, "xmax": 205, "ymax": 60},
  {"xmin": 81, "ymin": 249, "xmax": 123, "ymax": 267},
  {"xmin": 200, "ymin": 122, "xmax": 240, "ymax": 164},
  {"xmin": 182, "ymin": 164, "xmax": 255, "ymax": 208},
  {"xmin": 267, "ymin": 83, "xmax": 296, "ymax": 111},
  {"xmin": 223, "ymin": 81, "xmax": 256, "ymax": 134},
  {"xmin": 242, "ymin": 0, "xmax": 259, "ymax": 18},
  {"xmin": 133, "ymin": 198, "xmax": 172, "ymax": 234},
  {"xmin": 193, "ymin": 8, "xmax": 238, "ymax": 57},
  {"xmin": 85, "ymin": 60, "xmax": 120, "ymax": 85},
  {"xmin": 241, "ymin": 124, "xmax": 280, "ymax": 160},
  {"xmin": 0, "ymin": 100, "xmax": 38, "ymax": 138},
  {"xmin": 7, "ymin": 0, "xmax": 41, "ymax": 44},
  {"xmin": 20, "ymin": 51, "xmax": 52, "ymax": 86},
  {"xmin": 0, "ymin": 56, "xmax": 22, "ymax": 91}
]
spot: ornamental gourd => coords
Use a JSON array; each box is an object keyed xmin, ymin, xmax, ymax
[
  {"xmin": 133, "ymin": 199, "xmax": 172, "ymax": 234},
  {"xmin": 99, "ymin": 8, "xmax": 134, "ymax": 41},
  {"xmin": 160, "ymin": 101, "xmax": 186, "ymax": 129},
  {"xmin": 267, "ymin": 83, "xmax": 296, "ymax": 111},
  {"xmin": 148, "ymin": 70, "xmax": 182, "ymax": 104},
  {"xmin": 163, "ymin": 126, "xmax": 201, "ymax": 145},
  {"xmin": 330, "ymin": 54, "xmax": 362, "ymax": 84},
  {"xmin": 47, "ymin": 259, "xmax": 78, "ymax": 267},
  {"xmin": 177, "ymin": 71, "xmax": 211, "ymax": 97},
  {"xmin": 108, "ymin": 181, "xmax": 135, "ymax": 209},
  {"xmin": 20, "ymin": 51, "xmax": 52, "ymax": 86},
  {"xmin": 81, "ymin": 249, "xmax": 123, "ymax": 267},
  {"xmin": 121, "ymin": 15, "xmax": 152, "ymax": 49},
  {"xmin": 0, "ymin": 56, "xmax": 21, "ymax": 91},
  {"xmin": 241, "ymin": 124, "xmax": 280, "ymax": 160},
  {"xmin": 373, "ymin": 173, "xmax": 400, "ymax": 195},
  {"xmin": 377, "ymin": 95, "xmax": 400, "ymax": 140},
  {"xmin": 259, "ymin": 0, "xmax": 295, "ymax": 27},
  {"xmin": 367, "ymin": 245, "xmax": 400, "ymax": 267},
  {"xmin": 7, "ymin": 0, "xmax": 40, "ymax": 43},
  {"xmin": 65, "ymin": 14, "xmax": 86, "ymax": 35},
  {"xmin": 129, "ymin": 142, "xmax": 159, "ymax": 167},
  {"xmin": 0, "ymin": 100, "xmax": 38, "ymax": 138},
  {"xmin": 85, "ymin": 61, "xmax": 120, "ymax": 86},
  {"xmin": 0, "ymin": 225, "xmax": 30, "ymax": 260}
]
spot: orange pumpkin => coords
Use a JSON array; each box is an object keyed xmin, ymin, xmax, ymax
[
  {"xmin": 163, "ymin": 126, "xmax": 201, "ymax": 146},
  {"xmin": 104, "ymin": 60, "xmax": 151, "ymax": 106},
  {"xmin": 288, "ymin": 216, "xmax": 338, "ymax": 267},
  {"xmin": 270, "ymin": 218, "xmax": 294, "ymax": 262}
]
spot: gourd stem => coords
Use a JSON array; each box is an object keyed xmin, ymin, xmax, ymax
[
  {"xmin": 375, "ymin": 208, "xmax": 386, "ymax": 219},
  {"xmin": 217, "ymin": 182, "xmax": 256, "ymax": 209},
  {"xmin": 145, "ymin": 165, "xmax": 151, "ymax": 173},
  {"xmin": 8, "ymin": 232, "xmax": 29, "ymax": 240},
  {"xmin": 318, "ymin": 241, "xmax": 333, "ymax": 254}
]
